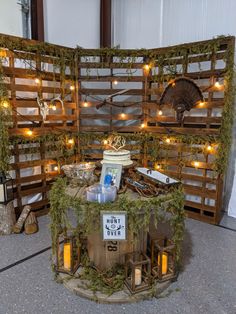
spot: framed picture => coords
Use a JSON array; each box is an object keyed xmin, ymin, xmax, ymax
[
  {"xmin": 101, "ymin": 211, "xmax": 127, "ymax": 241},
  {"xmin": 100, "ymin": 163, "xmax": 122, "ymax": 189}
]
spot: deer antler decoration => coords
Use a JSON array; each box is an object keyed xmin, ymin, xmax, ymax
[{"xmin": 37, "ymin": 95, "xmax": 64, "ymax": 121}]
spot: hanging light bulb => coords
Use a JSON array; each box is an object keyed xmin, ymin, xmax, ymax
[
  {"xmin": 52, "ymin": 104, "xmax": 57, "ymax": 111},
  {"xmin": 214, "ymin": 78, "xmax": 221, "ymax": 88},
  {"xmin": 141, "ymin": 123, "xmax": 146, "ymax": 128},
  {"xmin": 113, "ymin": 80, "xmax": 118, "ymax": 85},
  {"xmin": 166, "ymin": 138, "xmax": 171, "ymax": 144},
  {"xmin": 198, "ymin": 101, "xmax": 205, "ymax": 107},
  {"xmin": 193, "ymin": 161, "xmax": 200, "ymax": 168},
  {"xmin": 207, "ymin": 145, "xmax": 212, "ymax": 152},
  {"xmin": 143, "ymin": 64, "xmax": 150, "ymax": 71},
  {"xmin": 26, "ymin": 129, "xmax": 33, "ymax": 136},
  {"xmin": 70, "ymin": 85, "xmax": 75, "ymax": 91},
  {"xmin": 68, "ymin": 138, "xmax": 74, "ymax": 145},
  {"xmin": 158, "ymin": 110, "xmax": 163, "ymax": 116},
  {"xmin": 103, "ymin": 139, "xmax": 108, "ymax": 145},
  {"xmin": 121, "ymin": 107, "xmax": 126, "ymax": 118},
  {"xmin": 1, "ymin": 100, "xmax": 9, "ymax": 108},
  {"xmin": 155, "ymin": 163, "xmax": 161, "ymax": 170},
  {"xmin": 35, "ymin": 78, "xmax": 40, "ymax": 84}
]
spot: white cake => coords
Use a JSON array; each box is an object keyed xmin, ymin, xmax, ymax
[{"xmin": 101, "ymin": 149, "xmax": 133, "ymax": 166}]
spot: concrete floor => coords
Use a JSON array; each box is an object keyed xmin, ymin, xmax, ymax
[{"xmin": 0, "ymin": 216, "xmax": 236, "ymax": 314}]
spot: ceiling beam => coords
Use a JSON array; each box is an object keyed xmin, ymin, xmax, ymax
[
  {"xmin": 31, "ymin": 0, "xmax": 44, "ymax": 41},
  {"xmin": 100, "ymin": 0, "xmax": 111, "ymax": 48}
]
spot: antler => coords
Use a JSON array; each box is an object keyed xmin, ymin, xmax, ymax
[{"xmin": 37, "ymin": 96, "xmax": 50, "ymax": 121}]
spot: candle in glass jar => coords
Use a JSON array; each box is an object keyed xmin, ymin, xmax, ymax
[
  {"xmin": 158, "ymin": 252, "xmax": 168, "ymax": 275},
  {"xmin": 63, "ymin": 242, "xmax": 71, "ymax": 270},
  {"xmin": 134, "ymin": 267, "xmax": 142, "ymax": 286}
]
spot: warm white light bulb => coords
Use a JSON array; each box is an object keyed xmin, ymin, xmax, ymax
[
  {"xmin": 113, "ymin": 80, "xmax": 118, "ymax": 85},
  {"xmin": 26, "ymin": 129, "xmax": 33, "ymax": 136},
  {"xmin": 1, "ymin": 100, "xmax": 9, "ymax": 108},
  {"xmin": 121, "ymin": 112, "xmax": 125, "ymax": 118},
  {"xmin": 158, "ymin": 110, "xmax": 163, "ymax": 116},
  {"xmin": 52, "ymin": 105, "xmax": 57, "ymax": 111},
  {"xmin": 83, "ymin": 101, "xmax": 88, "ymax": 107},
  {"xmin": 193, "ymin": 161, "xmax": 199, "ymax": 168},
  {"xmin": 141, "ymin": 123, "xmax": 145, "ymax": 128},
  {"xmin": 68, "ymin": 138, "xmax": 74, "ymax": 145},
  {"xmin": 103, "ymin": 139, "xmax": 108, "ymax": 145},
  {"xmin": 70, "ymin": 85, "xmax": 75, "ymax": 91},
  {"xmin": 35, "ymin": 78, "xmax": 40, "ymax": 84},
  {"xmin": 166, "ymin": 138, "xmax": 170, "ymax": 144}
]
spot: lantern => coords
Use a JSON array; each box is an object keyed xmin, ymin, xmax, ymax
[
  {"xmin": 124, "ymin": 252, "xmax": 151, "ymax": 294},
  {"xmin": 0, "ymin": 172, "xmax": 13, "ymax": 204},
  {"xmin": 55, "ymin": 233, "xmax": 81, "ymax": 275},
  {"xmin": 150, "ymin": 237, "xmax": 176, "ymax": 282}
]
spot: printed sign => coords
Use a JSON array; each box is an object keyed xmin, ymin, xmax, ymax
[{"xmin": 101, "ymin": 211, "xmax": 127, "ymax": 241}]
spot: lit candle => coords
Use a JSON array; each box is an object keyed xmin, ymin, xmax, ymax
[
  {"xmin": 134, "ymin": 267, "xmax": 142, "ymax": 286},
  {"xmin": 158, "ymin": 252, "xmax": 168, "ymax": 275},
  {"xmin": 63, "ymin": 242, "xmax": 71, "ymax": 270}
]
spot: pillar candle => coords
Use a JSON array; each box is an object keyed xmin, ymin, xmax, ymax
[
  {"xmin": 134, "ymin": 267, "xmax": 142, "ymax": 286},
  {"xmin": 63, "ymin": 242, "xmax": 71, "ymax": 270},
  {"xmin": 158, "ymin": 252, "xmax": 168, "ymax": 275}
]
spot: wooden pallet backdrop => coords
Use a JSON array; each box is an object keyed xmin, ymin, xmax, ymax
[{"xmin": 0, "ymin": 34, "xmax": 234, "ymax": 224}]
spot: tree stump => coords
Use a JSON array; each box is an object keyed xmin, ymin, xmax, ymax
[
  {"xmin": 0, "ymin": 201, "xmax": 16, "ymax": 235},
  {"xmin": 24, "ymin": 212, "xmax": 38, "ymax": 235}
]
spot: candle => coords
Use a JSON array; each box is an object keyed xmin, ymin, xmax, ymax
[
  {"xmin": 63, "ymin": 242, "xmax": 71, "ymax": 270},
  {"xmin": 158, "ymin": 252, "xmax": 168, "ymax": 275},
  {"xmin": 134, "ymin": 267, "xmax": 142, "ymax": 286}
]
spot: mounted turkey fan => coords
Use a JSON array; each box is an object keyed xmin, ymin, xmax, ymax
[{"xmin": 160, "ymin": 77, "xmax": 203, "ymax": 122}]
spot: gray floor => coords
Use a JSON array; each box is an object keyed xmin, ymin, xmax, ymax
[{"xmin": 0, "ymin": 217, "xmax": 236, "ymax": 314}]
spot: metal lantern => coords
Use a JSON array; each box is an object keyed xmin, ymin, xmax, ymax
[
  {"xmin": 150, "ymin": 237, "xmax": 176, "ymax": 282},
  {"xmin": 124, "ymin": 252, "xmax": 151, "ymax": 294},
  {"xmin": 55, "ymin": 233, "xmax": 81, "ymax": 275},
  {"xmin": 0, "ymin": 172, "xmax": 13, "ymax": 204}
]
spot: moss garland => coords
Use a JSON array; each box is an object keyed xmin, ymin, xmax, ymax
[{"xmin": 49, "ymin": 177, "xmax": 185, "ymax": 264}]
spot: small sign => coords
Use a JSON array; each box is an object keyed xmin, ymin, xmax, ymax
[{"xmin": 101, "ymin": 211, "xmax": 127, "ymax": 241}]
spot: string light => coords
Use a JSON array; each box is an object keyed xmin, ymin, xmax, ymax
[
  {"xmin": 34, "ymin": 78, "xmax": 40, "ymax": 84},
  {"xmin": 1, "ymin": 100, "xmax": 9, "ymax": 108},
  {"xmin": 67, "ymin": 138, "xmax": 74, "ymax": 145},
  {"xmin": 198, "ymin": 101, "xmax": 205, "ymax": 107},
  {"xmin": 158, "ymin": 110, "xmax": 163, "ymax": 116},
  {"xmin": 141, "ymin": 123, "xmax": 146, "ymax": 128},
  {"xmin": 70, "ymin": 85, "xmax": 75, "ymax": 91},
  {"xmin": 207, "ymin": 145, "xmax": 212, "ymax": 152},
  {"xmin": 143, "ymin": 64, "xmax": 150, "ymax": 71},
  {"xmin": 113, "ymin": 80, "xmax": 118, "ymax": 85},
  {"xmin": 121, "ymin": 112, "xmax": 125, "ymax": 118},
  {"xmin": 51, "ymin": 104, "xmax": 57, "ymax": 111},
  {"xmin": 103, "ymin": 139, "xmax": 108, "ymax": 145},
  {"xmin": 83, "ymin": 101, "xmax": 88, "ymax": 107},
  {"xmin": 193, "ymin": 161, "xmax": 200, "ymax": 168},
  {"xmin": 155, "ymin": 163, "xmax": 161, "ymax": 170},
  {"xmin": 166, "ymin": 138, "xmax": 171, "ymax": 144},
  {"xmin": 26, "ymin": 129, "xmax": 33, "ymax": 136},
  {"xmin": 214, "ymin": 78, "xmax": 220, "ymax": 88}
]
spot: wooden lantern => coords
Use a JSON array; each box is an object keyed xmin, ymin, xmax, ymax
[
  {"xmin": 150, "ymin": 237, "xmax": 176, "ymax": 282},
  {"xmin": 124, "ymin": 252, "xmax": 151, "ymax": 294},
  {"xmin": 0, "ymin": 172, "xmax": 13, "ymax": 204},
  {"xmin": 55, "ymin": 233, "xmax": 81, "ymax": 275}
]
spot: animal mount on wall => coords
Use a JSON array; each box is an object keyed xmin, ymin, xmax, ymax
[
  {"xmin": 37, "ymin": 95, "xmax": 64, "ymax": 121},
  {"xmin": 159, "ymin": 77, "xmax": 203, "ymax": 122}
]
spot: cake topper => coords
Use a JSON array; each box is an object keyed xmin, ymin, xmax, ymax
[{"xmin": 107, "ymin": 135, "xmax": 126, "ymax": 151}]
